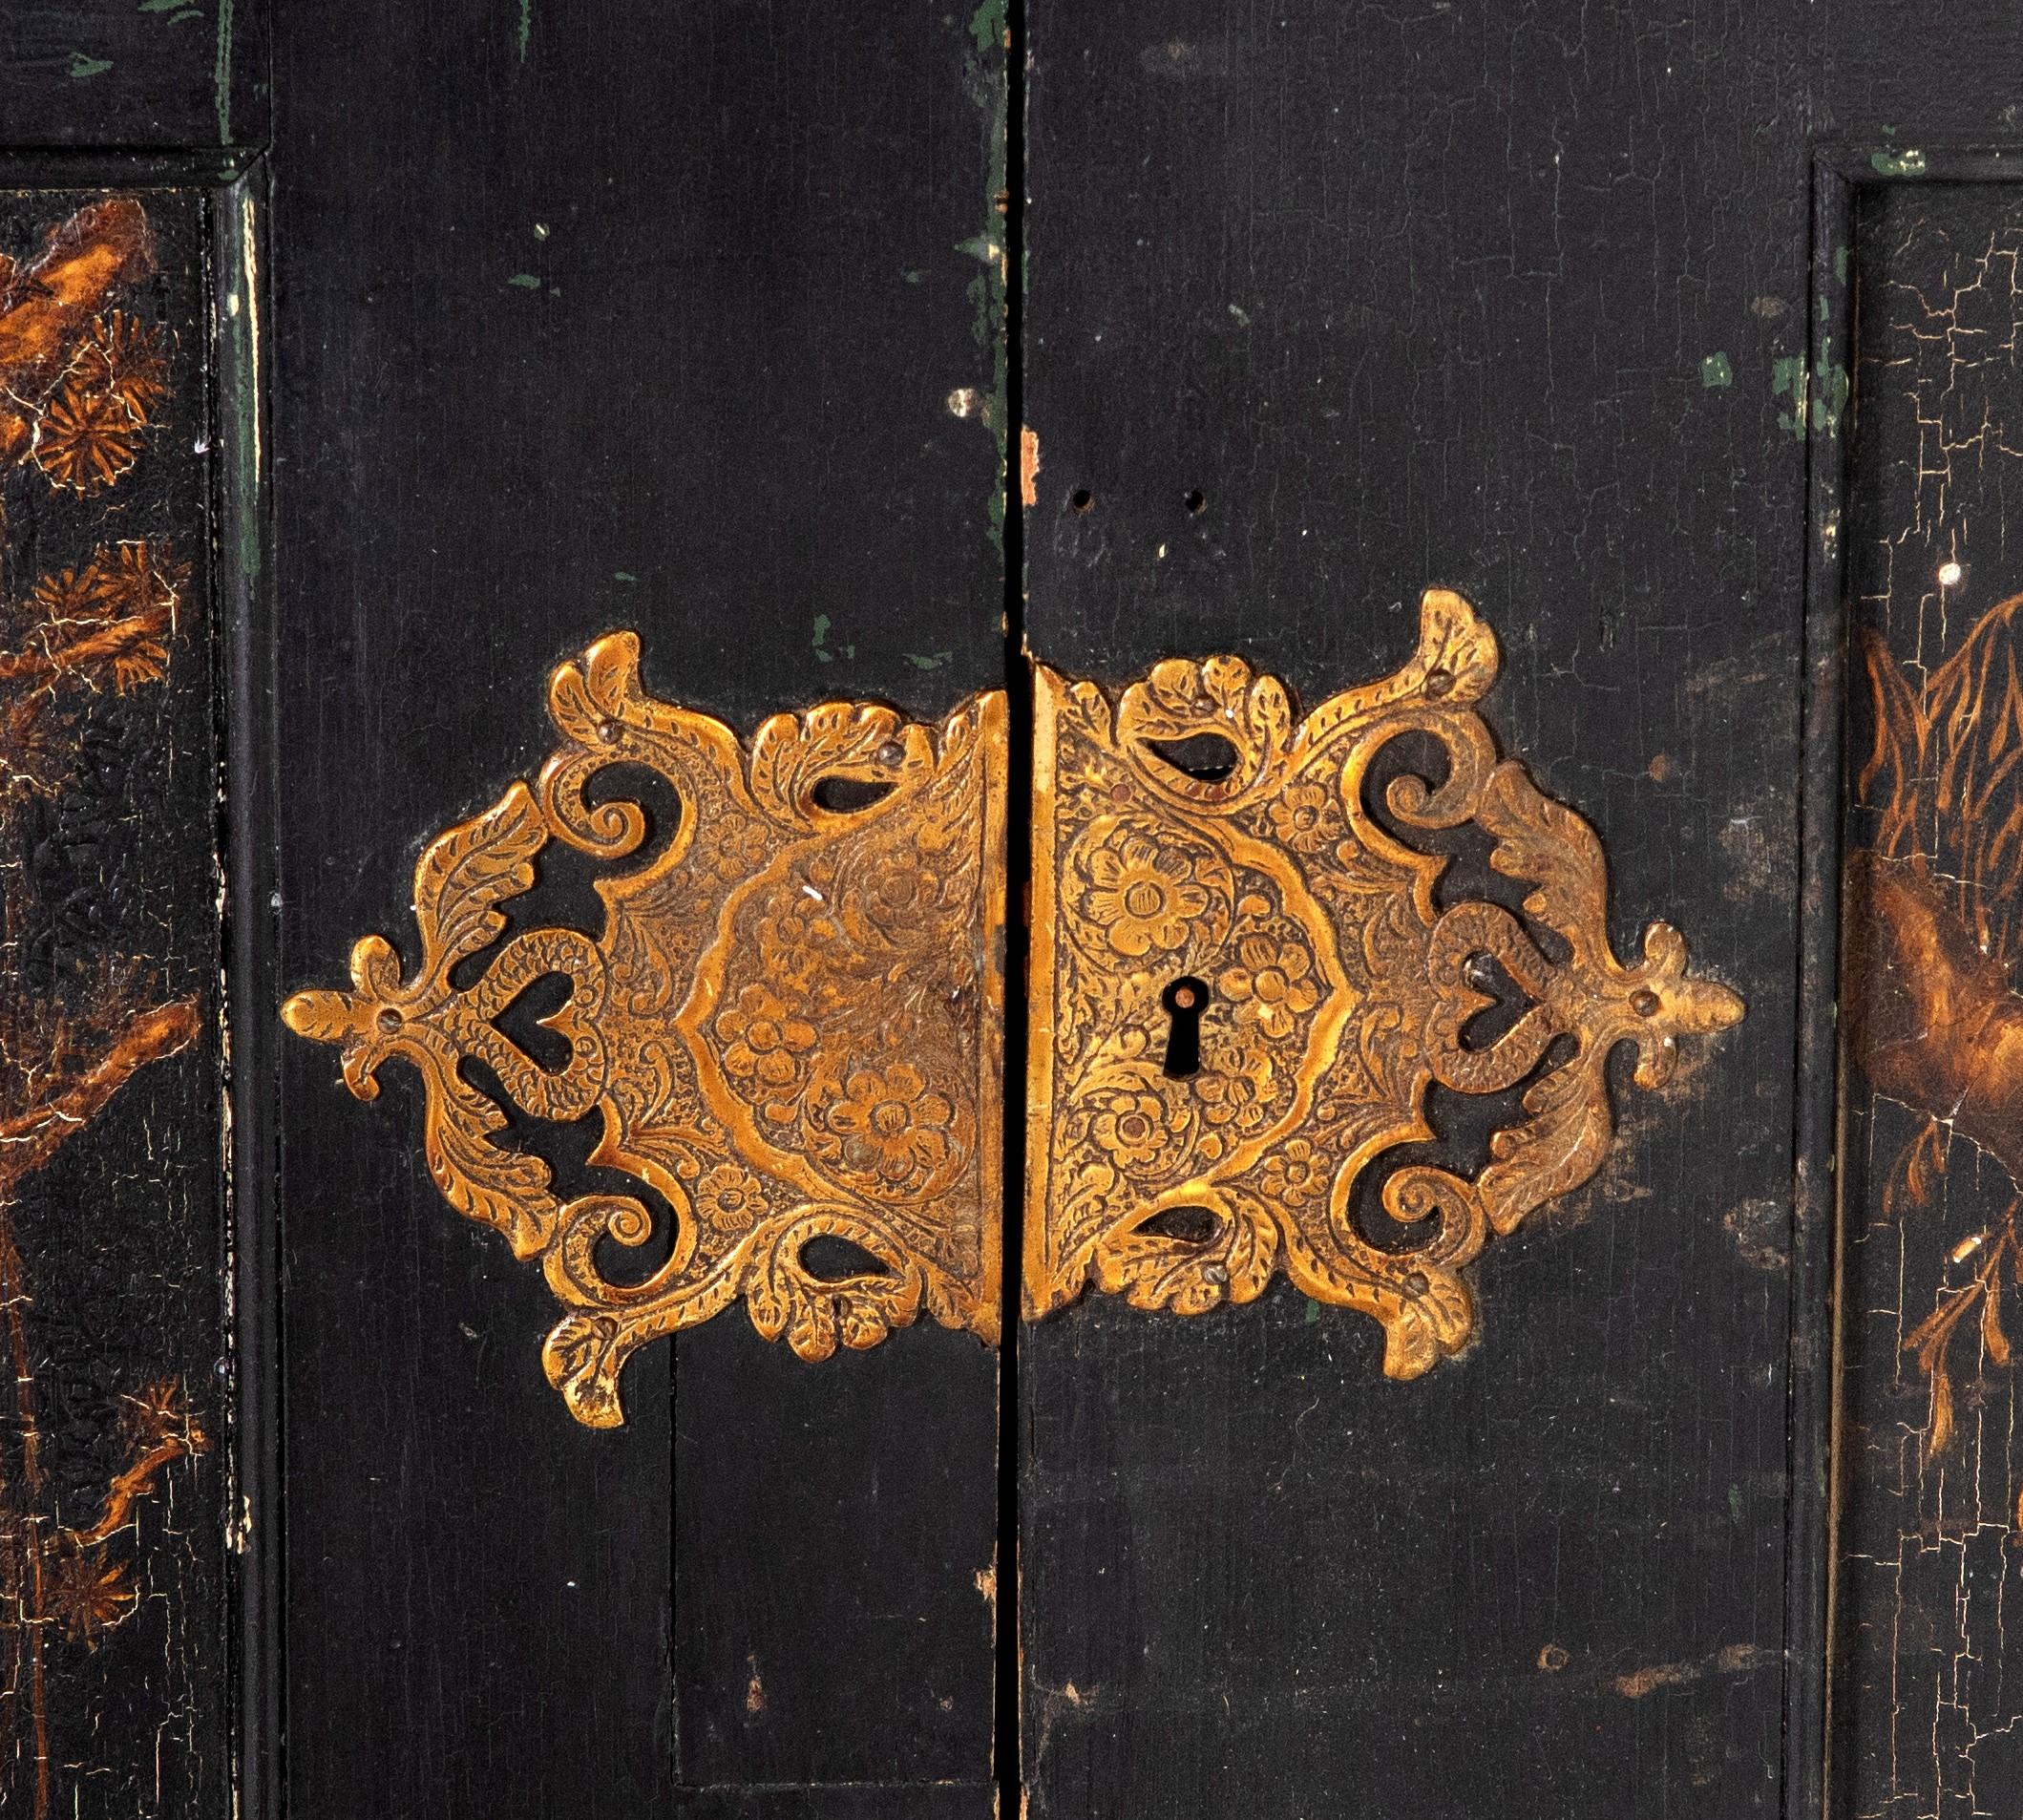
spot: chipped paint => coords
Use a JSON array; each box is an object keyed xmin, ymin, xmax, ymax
[
  {"xmin": 1722, "ymin": 1198, "xmax": 1788, "ymax": 1271},
  {"xmin": 1810, "ymin": 346, "xmax": 1849, "ymax": 438},
  {"xmin": 1871, "ymin": 147, "xmax": 1928, "ymax": 178},
  {"xmin": 959, "ymin": 4, "xmax": 1009, "ymax": 552},
  {"xmin": 811, "ymin": 613, "xmax": 853, "ymax": 665},
  {"xmin": 1772, "ymin": 355, "xmax": 1809, "ymax": 440},
  {"xmin": 215, "ymin": 0, "xmax": 233, "ymax": 139},
  {"xmin": 1614, "ymin": 1642, "xmax": 1773, "ymax": 1699}
]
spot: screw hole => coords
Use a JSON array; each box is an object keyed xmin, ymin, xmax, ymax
[
  {"xmin": 1069, "ymin": 488, "xmax": 1093, "ymax": 513},
  {"xmin": 1184, "ymin": 488, "xmax": 1206, "ymax": 514}
]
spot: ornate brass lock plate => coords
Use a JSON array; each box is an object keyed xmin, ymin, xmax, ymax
[
  {"xmin": 284, "ymin": 635, "xmax": 1006, "ymax": 1426},
  {"xmin": 285, "ymin": 593, "xmax": 1744, "ymax": 1419},
  {"xmin": 1025, "ymin": 590, "xmax": 1744, "ymax": 1374}
]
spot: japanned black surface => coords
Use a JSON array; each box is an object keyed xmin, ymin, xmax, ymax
[
  {"xmin": 271, "ymin": 3, "xmax": 1004, "ymax": 1813},
  {"xmin": 1021, "ymin": 7, "xmax": 1804, "ymax": 1814}
]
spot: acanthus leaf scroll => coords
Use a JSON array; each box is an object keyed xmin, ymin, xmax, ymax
[
  {"xmin": 284, "ymin": 633, "xmax": 1007, "ymax": 1428},
  {"xmin": 1025, "ymin": 589, "xmax": 1745, "ymax": 1375}
]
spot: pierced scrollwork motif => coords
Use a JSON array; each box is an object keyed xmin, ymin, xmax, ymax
[
  {"xmin": 284, "ymin": 634, "xmax": 1006, "ymax": 1427},
  {"xmin": 1025, "ymin": 589, "xmax": 1745, "ymax": 1375}
]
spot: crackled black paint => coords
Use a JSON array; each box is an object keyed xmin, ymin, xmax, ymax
[{"xmin": 0, "ymin": 189, "xmax": 225, "ymax": 1820}]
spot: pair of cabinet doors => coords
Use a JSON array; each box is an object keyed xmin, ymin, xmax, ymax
[{"xmin": 0, "ymin": 3, "xmax": 2016, "ymax": 1816}]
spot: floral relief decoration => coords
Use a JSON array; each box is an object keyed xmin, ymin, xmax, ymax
[
  {"xmin": 284, "ymin": 633, "xmax": 1006, "ymax": 1428},
  {"xmin": 1025, "ymin": 589, "xmax": 1746, "ymax": 1375}
]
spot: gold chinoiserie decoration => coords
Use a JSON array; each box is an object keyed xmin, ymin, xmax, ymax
[
  {"xmin": 1026, "ymin": 589, "xmax": 1745, "ymax": 1373},
  {"xmin": 283, "ymin": 635, "xmax": 1006, "ymax": 1427}
]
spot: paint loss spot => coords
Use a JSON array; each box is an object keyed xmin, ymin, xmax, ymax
[
  {"xmin": 1614, "ymin": 1642, "xmax": 1774, "ymax": 1699},
  {"xmin": 1139, "ymin": 38, "xmax": 1233, "ymax": 76},
  {"xmin": 1871, "ymin": 147, "xmax": 1928, "ymax": 178},
  {"xmin": 1722, "ymin": 1197, "xmax": 1787, "ymax": 1271}
]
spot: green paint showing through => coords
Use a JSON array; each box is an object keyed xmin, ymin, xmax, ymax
[
  {"xmin": 1700, "ymin": 352, "xmax": 1732, "ymax": 390},
  {"xmin": 1772, "ymin": 355, "xmax": 1809, "ymax": 440},
  {"xmin": 959, "ymin": 3, "xmax": 1010, "ymax": 556},
  {"xmin": 1811, "ymin": 361, "xmax": 1850, "ymax": 438},
  {"xmin": 221, "ymin": 195, "xmax": 263, "ymax": 630},
  {"xmin": 1769, "ymin": 347, "xmax": 1847, "ymax": 440},
  {"xmin": 508, "ymin": 273, "xmax": 542, "ymax": 288},
  {"xmin": 1870, "ymin": 147, "xmax": 1928, "ymax": 178},
  {"xmin": 1305, "ymin": 1298, "xmax": 1321, "ymax": 1324},
  {"xmin": 811, "ymin": 615, "xmax": 853, "ymax": 665},
  {"xmin": 1835, "ymin": 245, "xmax": 1851, "ymax": 284},
  {"xmin": 69, "ymin": 52, "xmax": 113, "ymax": 78},
  {"xmin": 215, "ymin": 0, "xmax": 233, "ymax": 141},
  {"xmin": 1729, "ymin": 1484, "xmax": 1744, "ymax": 1521},
  {"xmin": 517, "ymin": 0, "xmax": 532, "ymax": 61},
  {"xmin": 905, "ymin": 652, "xmax": 953, "ymax": 670},
  {"xmin": 969, "ymin": 0, "xmax": 1006, "ymax": 55},
  {"xmin": 613, "ymin": 572, "xmax": 637, "ymax": 583}
]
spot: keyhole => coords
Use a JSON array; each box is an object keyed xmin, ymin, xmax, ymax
[{"xmin": 1161, "ymin": 976, "xmax": 1210, "ymax": 1078}]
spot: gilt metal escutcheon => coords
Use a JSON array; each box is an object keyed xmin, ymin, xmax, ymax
[
  {"xmin": 284, "ymin": 635, "xmax": 1007, "ymax": 1426},
  {"xmin": 1024, "ymin": 589, "xmax": 1745, "ymax": 1374},
  {"xmin": 284, "ymin": 592, "xmax": 1745, "ymax": 1423}
]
